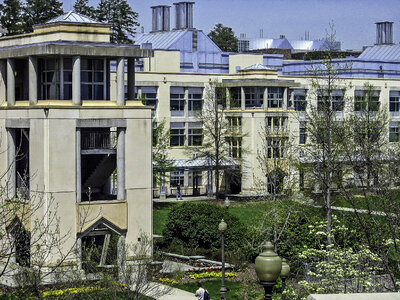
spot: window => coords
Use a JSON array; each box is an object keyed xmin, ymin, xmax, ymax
[
  {"xmin": 268, "ymin": 87, "xmax": 283, "ymax": 108},
  {"xmin": 216, "ymin": 87, "xmax": 226, "ymax": 109},
  {"xmin": 80, "ymin": 58, "xmax": 105, "ymax": 100},
  {"xmin": 63, "ymin": 58, "xmax": 72, "ymax": 100},
  {"xmin": 227, "ymin": 117, "xmax": 242, "ymax": 134},
  {"xmin": 390, "ymin": 91, "xmax": 400, "ymax": 112},
  {"xmin": 299, "ymin": 121, "xmax": 307, "ymax": 145},
  {"xmin": 293, "ymin": 89, "xmax": 307, "ymax": 111},
  {"xmin": 229, "ymin": 87, "xmax": 241, "ymax": 108},
  {"xmin": 170, "ymin": 171, "xmax": 184, "ymax": 187},
  {"xmin": 40, "ymin": 58, "xmax": 60, "ymax": 100},
  {"xmin": 389, "ymin": 122, "xmax": 399, "ymax": 142},
  {"xmin": 266, "ymin": 117, "xmax": 287, "ymax": 134},
  {"xmin": 317, "ymin": 89, "xmax": 344, "ymax": 111},
  {"xmin": 245, "ymin": 87, "xmax": 264, "ymax": 108},
  {"xmin": 188, "ymin": 123, "xmax": 202, "ymax": 146},
  {"xmin": 170, "ymin": 87, "xmax": 185, "ymax": 116},
  {"xmin": 354, "ymin": 89, "xmax": 380, "ymax": 111},
  {"xmin": 170, "ymin": 122, "xmax": 185, "ymax": 146},
  {"xmin": 228, "ymin": 137, "xmax": 242, "ymax": 158},
  {"xmin": 266, "ymin": 138, "xmax": 285, "ymax": 159},
  {"xmin": 188, "ymin": 88, "xmax": 203, "ymax": 115},
  {"xmin": 140, "ymin": 86, "xmax": 158, "ymax": 110}
]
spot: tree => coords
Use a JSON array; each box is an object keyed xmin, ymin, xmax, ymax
[
  {"xmin": 0, "ymin": 0, "xmax": 25, "ymax": 36},
  {"xmin": 208, "ymin": 23, "xmax": 238, "ymax": 52},
  {"xmin": 185, "ymin": 81, "xmax": 235, "ymax": 199},
  {"xmin": 73, "ymin": 0, "xmax": 96, "ymax": 19},
  {"xmin": 23, "ymin": 0, "xmax": 64, "ymax": 32},
  {"xmin": 96, "ymin": 0, "xmax": 139, "ymax": 44}
]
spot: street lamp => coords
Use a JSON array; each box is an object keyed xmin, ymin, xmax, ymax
[
  {"xmin": 280, "ymin": 258, "xmax": 290, "ymax": 300},
  {"xmin": 255, "ymin": 241, "xmax": 282, "ymax": 300},
  {"xmin": 218, "ymin": 219, "xmax": 228, "ymax": 296},
  {"xmin": 224, "ymin": 197, "xmax": 230, "ymax": 209}
]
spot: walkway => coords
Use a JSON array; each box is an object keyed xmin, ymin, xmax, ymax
[{"xmin": 140, "ymin": 282, "xmax": 195, "ymax": 300}]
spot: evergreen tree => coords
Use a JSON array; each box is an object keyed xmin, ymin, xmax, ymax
[
  {"xmin": 96, "ymin": 0, "xmax": 139, "ymax": 44},
  {"xmin": 24, "ymin": 0, "xmax": 64, "ymax": 32},
  {"xmin": 208, "ymin": 23, "xmax": 238, "ymax": 52},
  {"xmin": 0, "ymin": 0, "xmax": 25, "ymax": 35},
  {"xmin": 73, "ymin": 0, "xmax": 96, "ymax": 19}
]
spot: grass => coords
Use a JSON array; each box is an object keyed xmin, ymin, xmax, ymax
[
  {"xmin": 153, "ymin": 209, "xmax": 170, "ymax": 235},
  {"xmin": 175, "ymin": 280, "xmax": 244, "ymax": 300}
]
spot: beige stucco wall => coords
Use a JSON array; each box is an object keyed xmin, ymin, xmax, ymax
[
  {"xmin": 143, "ymin": 50, "xmax": 180, "ymax": 73},
  {"xmin": 229, "ymin": 54, "xmax": 264, "ymax": 74}
]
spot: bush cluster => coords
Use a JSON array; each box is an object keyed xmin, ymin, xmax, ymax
[{"xmin": 162, "ymin": 202, "xmax": 248, "ymax": 253}]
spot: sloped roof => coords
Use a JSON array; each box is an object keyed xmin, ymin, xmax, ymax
[
  {"xmin": 359, "ymin": 44, "xmax": 400, "ymax": 61},
  {"xmin": 243, "ymin": 63, "xmax": 275, "ymax": 71},
  {"xmin": 46, "ymin": 11, "xmax": 104, "ymax": 25},
  {"xmin": 135, "ymin": 30, "xmax": 188, "ymax": 49}
]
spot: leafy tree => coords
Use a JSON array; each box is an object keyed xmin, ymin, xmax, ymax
[
  {"xmin": 0, "ymin": 0, "xmax": 25, "ymax": 35},
  {"xmin": 73, "ymin": 0, "xmax": 96, "ymax": 19},
  {"xmin": 208, "ymin": 23, "xmax": 238, "ymax": 52},
  {"xmin": 23, "ymin": 0, "xmax": 64, "ymax": 32},
  {"xmin": 96, "ymin": 0, "xmax": 139, "ymax": 44}
]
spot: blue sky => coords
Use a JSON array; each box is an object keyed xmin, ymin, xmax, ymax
[{"xmin": 62, "ymin": 0, "xmax": 400, "ymax": 50}]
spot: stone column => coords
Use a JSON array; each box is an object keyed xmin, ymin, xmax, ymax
[
  {"xmin": 76, "ymin": 237, "xmax": 82, "ymax": 270},
  {"xmin": 283, "ymin": 87, "xmax": 288, "ymax": 110},
  {"xmin": 0, "ymin": 60, "xmax": 6, "ymax": 102},
  {"xmin": 72, "ymin": 56, "xmax": 81, "ymax": 105},
  {"xmin": 263, "ymin": 87, "xmax": 268, "ymax": 110},
  {"xmin": 117, "ymin": 235, "xmax": 126, "ymax": 282},
  {"xmin": 7, "ymin": 58, "xmax": 15, "ymax": 106},
  {"xmin": 226, "ymin": 88, "xmax": 231, "ymax": 110},
  {"xmin": 184, "ymin": 88, "xmax": 189, "ymax": 118},
  {"xmin": 241, "ymin": 87, "xmax": 245, "ymax": 110},
  {"xmin": 7, "ymin": 129, "xmax": 16, "ymax": 199},
  {"xmin": 117, "ymin": 58, "xmax": 125, "ymax": 105},
  {"xmin": 117, "ymin": 128, "xmax": 126, "ymax": 200},
  {"xmin": 127, "ymin": 58, "xmax": 135, "ymax": 100},
  {"xmin": 28, "ymin": 56, "xmax": 38, "ymax": 105},
  {"xmin": 76, "ymin": 128, "xmax": 81, "ymax": 203}
]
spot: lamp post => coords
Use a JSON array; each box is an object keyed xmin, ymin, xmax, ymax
[
  {"xmin": 224, "ymin": 197, "xmax": 230, "ymax": 209},
  {"xmin": 280, "ymin": 259, "xmax": 290, "ymax": 300},
  {"xmin": 255, "ymin": 241, "xmax": 282, "ymax": 300},
  {"xmin": 218, "ymin": 219, "xmax": 228, "ymax": 296}
]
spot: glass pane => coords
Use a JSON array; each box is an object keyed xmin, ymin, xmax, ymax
[
  {"xmin": 63, "ymin": 71, "xmax": 72, "ymax": 82},
  {"xmin": 81, "ymin": 71, "xmax": 92, "ymax": 82},
  {"xmin": 94, "ymin": 85, "xmax": 104, "ymax": 100},
  {"xmin": 81, "ymin": 84, "xmax": 92, "ymax": 100},
  {"xmin": 63, "ymin": 84, "xmax": 72, "ymax": 100},
  {"xmin": 94, "ymin": 59, "xmax": 104, "ymax": 70},
  {"xmin": 94, "ymin": 72, "xmax": 104, "ymax": 82},
  {"xmin": 63, "ymin": 58, "xmax": 72, "ymax": 70}
]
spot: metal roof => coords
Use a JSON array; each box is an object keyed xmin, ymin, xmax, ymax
[
  {"xmin": 45, "ymin": 11, "xmax": 104, "ymax": 25},
  {"xmin": 242, "ymin": 63, "xmax": 275, "ymax": 71},
  {"xmin": 170, "ymin": 158, "xmax": 239, "ymax": 170},
  {"xmin": 135, "ymin": 30, "xmax": 188, "ymax": 49},
  {"xmin": 358, "ymin": 44, "xmax": 400, "ymax": 61}
]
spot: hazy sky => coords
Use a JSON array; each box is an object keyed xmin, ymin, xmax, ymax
[{"xmin": 62, "ymin": 0, "xmax": 400, "ymax": 50}]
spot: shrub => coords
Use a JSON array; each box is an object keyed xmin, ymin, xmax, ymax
[{"xmin": 162, "ymin": 202, "xmax": 248, "ymax": 254}]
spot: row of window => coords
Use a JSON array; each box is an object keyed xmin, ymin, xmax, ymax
[{"xmin": 170, "ymin": 122, "xmax": 203, "ymax": 146}]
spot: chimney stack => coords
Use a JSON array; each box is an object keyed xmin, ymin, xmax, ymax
[
  {"xmin": 375, "ymin": 21, "xmax": 394, "ymax": 45},
  {"xmin": 174, "ymin": 2, "xmax": 195, "ymax": 30},
  {"xmin": 151, "ymin": 5, "xmax": 171, "ymax": 32}
]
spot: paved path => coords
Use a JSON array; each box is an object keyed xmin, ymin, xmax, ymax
[{"xmin": 140, "ymin": 282, "xmax": 195, "ymax": 300}]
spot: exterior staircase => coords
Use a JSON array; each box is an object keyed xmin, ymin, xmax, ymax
[{"xmin": 84, "ymin": 154, "xmax": 116, "ymax": 189}]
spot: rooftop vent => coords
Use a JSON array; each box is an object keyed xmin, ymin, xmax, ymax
[
  {"xmin": 376, "ymin": 21, "xmax": 394, "ymax": 45},
  {"xmin": 151, "ymin": 5, "xmax": 171, "ymax": 32},
  {"xmin": 174, "ymin": 2, "xmax": 194, "ymax": 30}
]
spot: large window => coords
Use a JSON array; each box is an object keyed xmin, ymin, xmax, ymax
[
  {"xmin": 188, "ymin": 88, "xmax": 203, "ymax": 116},
  {"xmin": 170, "ymin": 171, "xmax": 184, "ymax": 187},
  {"xmin": 216, "ymin": 87, "xmax": 227, "ymax": 109},
  {"xmin": 317, "ymin": 89, "xmax": 344, "ymax": 111},
  {"xmin": 266, "ymin": 138, "xmax": 285, "ymax": 159},
  {"xmin": 389, "ymin": 122, "xmax": 399, "ymax": 142},
  {"xmin": 299, "ymin": 121, "xmax": 307, "ymax": 145},
  {"xmin": 227, "ymin": 116, "xmax": 242, "ymax": 134},
  {"xmin": 170, "ymin": 87, "xmax": 185, "ymax": 116},
  {"xmin": 228, "ymin": 137, "xmax": 242, "ymax": 158},
  {"xmin": 229, "ymin": 87, "xmax": 241, "ymax": 108},
  {"xmin": 293, "ymin": 89, "xmax": 307, "ymax": 111},
  {"xmin": 81, "ymin": 58, "xmax": 105, "ymax": 100},
  {"xmin": 268, "ymin": 87, "xmax": 283, "ymax": 108},
  {"xmin": 140, "ymin": 86, "xmax": 158, "ymax": 110},
  {"xmin": 354, "ymin": 89, "xmax": 380, "ymax": 111},
  {"xmin": 170, "ymin": 122, "xmax": 185, "ymax": 146},
  {"xmin": 390, "ymin": 91, "xmax": 400, "ymax": 112},
  {"xmin": 266, "ymin": 116, "xmax": 287, "ymax": 134},
  {"xmin": 188, "ymin": 123, "xmax": 203, "ymax": 146},
  {"xmin": 245, "ymin": 87, "xmax": 263, "ymax": 108},
  {"xmin": 40, "ymin": 58, "xmax": 60, "ymax": 100}
]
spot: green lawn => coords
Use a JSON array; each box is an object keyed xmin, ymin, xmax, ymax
[{"xmin": 153, "ymin": 208, "xmax": 170, "ymax": 235}]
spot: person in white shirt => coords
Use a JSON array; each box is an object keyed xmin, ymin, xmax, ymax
[{"xmin": 195, "ymin": 283, "xmax": 205, "ymax": 300}]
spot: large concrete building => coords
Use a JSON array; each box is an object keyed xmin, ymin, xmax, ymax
[
  {"xmin": 0, "ymin": 11, "xmax": 153, "ymax": 280},
  {"xmin": 133, "ymin": 2, "xmax": 400, "ymax": 198}
]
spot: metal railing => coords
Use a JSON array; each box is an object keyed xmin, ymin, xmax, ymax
[{"xmin": 82, "ymin": 131, "xmax": 116, "ymax": 150}]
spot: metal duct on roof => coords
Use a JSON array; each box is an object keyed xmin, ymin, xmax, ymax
[
  {"xmin": 151, "ymin": 5, "xmax": 171, "ymax": 32},
  {"xmin": 376, "ymin": 22, "xmax": 394, "ymax": 45},
  {"xmin": 174, "ymin": 2, "xmax": 194, "ymax": 30}
]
